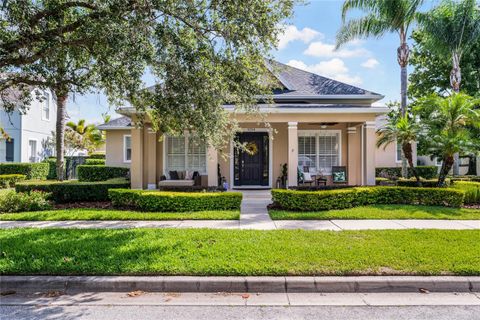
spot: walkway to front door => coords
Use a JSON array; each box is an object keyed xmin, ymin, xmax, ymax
[{"xmin": 239, "ymin": 190, "xmax": 276, "ymax": 230}]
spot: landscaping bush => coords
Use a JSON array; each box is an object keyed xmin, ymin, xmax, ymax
[
  {"xmin": 272, "ymin": 186, "xmax": 465, "ymax": 211},
  {"xmin": 0, "ymin": 174, "xmax": 26, "ymax": 188},
  {"xmin": 0, "ymin": 190, "xmax": 52, "ymax": 213},
  {"xmin": 84, "ymin": 159, "xmax": 106, "ymax": 165},
  {"xmin": 77, "ymin": 165, "xmax": 129, "ymax": 182},
  {"xmin": 158, "ymin": 186, "xmax": 224, "ymax": 192},
  {"xmin": 451, "ymin": 181, "xmax": 480, "ymax": 204},
  {"xmin": 376, "ymin": 166, "xmax": 438, "ymax": 179},
  {"xmin": 290, "ymin": 185, "xmax": 354, "ymax": 191},
  {"xmin": 451, "ymin": 176, "xmax": 480, "ymax": 182},
  {"xmin": 0, "ymin": 163, "xmax": 49, "ymax": 180},
  {"xmin": 109, "ymin": 189, "xmax": 242, "ymax": 212},
  {"xmin": 397, "ymin": 178, "xmax": 449, "ymax": 187},
  {"xmin": 88, "ymin": 153, "xmax": 106, "ymax": 159},
  {"xmin": 375, "ymin": 177, "xmax": 393, "ymax": 186},
  {"xmin": 16, "ymin": 178, "xmax": 130, "ymax": 203},
  {"xmin": 44, "ymin": 158, "xmax": 57, "ymax": 179}
]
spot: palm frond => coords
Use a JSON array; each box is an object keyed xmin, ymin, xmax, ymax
[
  {"xmin": 336, "ymin": 15, "xmax": 390, "ymax": 48},
  {"xmin": 341, "ymin": 0, "xmax": 380, "ymax": 21}
]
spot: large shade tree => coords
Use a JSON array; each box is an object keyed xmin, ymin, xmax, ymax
[
  {"xmin": 1, "ymin": 0, "xmax": 294, "ymax": 180},
  {"xmin": 336, "ymin": 0, "xmax": 424, "ymax": 178}
]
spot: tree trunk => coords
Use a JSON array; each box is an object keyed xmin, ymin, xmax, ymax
[
  {"xmin": 438, "ymin": 155, "xmax": 454, "ymax": 187},
  {"xmin": 55, "ymin": 93, "xmax": 68, "ymax": 181},
  {"xmin": 397, "ymin": 41, "xmax": 410, "ymax": 178},
  {"xmin": 403, "ymin": 142, "xmax": 419, "ymax": 183},
  {"xmin": 451, "ymin": 52, "xmax": 461, "ymax": 176}
]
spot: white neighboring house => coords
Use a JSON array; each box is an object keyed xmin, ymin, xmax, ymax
[{"xmin": 0, "ymin": 88, "xmax": 57, "ymax": 163}]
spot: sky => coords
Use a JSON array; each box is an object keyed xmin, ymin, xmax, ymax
[{"xmin": 66, "ymin": 0, "xmax": 440, "ymax": 125}]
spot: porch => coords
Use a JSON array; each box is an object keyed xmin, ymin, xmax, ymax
[{"xmin": 128, "ymin": 115, "xmax": 378, "ymax": 190}]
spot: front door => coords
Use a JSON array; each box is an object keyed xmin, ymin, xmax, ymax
[{"xmin": 234, "ymin": 132, "xmax": 269, "ymax": 186}]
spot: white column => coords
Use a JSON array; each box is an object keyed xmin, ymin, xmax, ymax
[
  {"xmin": 287, "ymin": 122, "xmax": 298, "ymax": 188},
  {"xmin": 130, "ymin": 126, "xmax": 144, "ymax": 189},
  {"xmin": 207, "ymin": 145, "xmax": 218, "ymax": 187},
  {"xmin": 364, "ymin": 121, "xmax": 376, "ymax": 186},
  {"xmin": 146, "ymin": 128, "xmax": 157, "ymax": 189},
  {"xmin": 347, "ymin": 126, "xmax": 359, "ymax": 186}
]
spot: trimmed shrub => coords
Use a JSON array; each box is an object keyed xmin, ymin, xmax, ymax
[
  {"xmin": 15, "ymin": 178, "xmax": 130, "ymax": 203},
  {"xmin": 290, "ymin": 185, "xmax": 354, "ymax": 191},
  {"xmin": 88, "ymin": 153, "xmax": 106, "ymax": 159},
  {"xmin": 451, "ymin": 181, "xmax": 480, "ymax": 204},
  {"xmin": 0, "ymin": 163, "xmax": 49, "ymax": 180},
  {"xmin": 0, "ymin": 174, "xmax": 26, "ymax": 188},
  {"xmin": 84, "ymin": 159, "xmax": 106, "ymax": 165},
  {"xmin": 397, "ymin": 178, "xmax": 449, "ymax": 188},
  {"xmin": 109, "ymin": 189, "xmax": 242, "ymax": 212},
  {"xmin": 44, "ymin": 158, "xmax": 57, "ymax": 179},
  {"xmin": 376, "ymin": 166, "xmax": 438, "ymax": 179},
  {"xmin": 77, "ymin": 165, "xmax": 129, "ymax": 182},
  {"xmin": 375, "ymin": 177, "xmax": 393, "ymax": 186},
  {"xmin": 158, "ymin": 186, "xmax": 223, "ymax": 192},
  {"xmin": 272, "ymin": 186, "xmax": 465, "ymax": 211},
  {"xmin": 451, "ymin": 176, "xmax": 480, "ymax": 182},
  {"xmin": 0, "ymin": 190, "xmax": 52, "ymax": 213}
]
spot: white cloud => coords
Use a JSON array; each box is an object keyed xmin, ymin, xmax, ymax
[
  {"xmin": 287, "ymin": 58, "xmax": 363, "ymax": 86},
  {"xmin": 361, "ymin": 58, "xmax": 379, "ymax": 69},
  {"xmin": 304, "ymin": 40, "xmax": 370, "ymax": 58},
  {"xmin": 277, "ymin": 25, "xmax": 321, "ymax": 50}
]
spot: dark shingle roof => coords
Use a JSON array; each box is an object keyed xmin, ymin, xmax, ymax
[
  {"xmin": 267, "ymin": 60, "xmax": 382, "ymax": 98},
  {"xmin": 97, "ymin": 116, "xmax": 131, "ymax": 130}
]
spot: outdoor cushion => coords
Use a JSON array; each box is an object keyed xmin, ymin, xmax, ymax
[
  {"xmin": 158, "ymin": 179, "xmax": 195, "ymax": 187},
  {"xmin": 169, "ymin": 171, "xmax": 179, "ymax": 180}
]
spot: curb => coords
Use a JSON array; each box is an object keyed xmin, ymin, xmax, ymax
[{"xmin": 1, "ymin": 276, "xmax": 479, "ymax": 293}]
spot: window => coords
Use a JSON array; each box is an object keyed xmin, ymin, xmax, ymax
[
  {"xmin": 298, "ymin": 131, "xmax": 340, "ymax": 174},
  {"xmin": 42, "ymin": 92, "xmax": 50, "ymax": 120},
  {"xmin": 28, "ymin": 140, "xmax": 37, "ymax": 163},
  {"xmin": 396, "ymin": 140, "xmax": 402, "ymax": 162},
  {"xmin": 123, "ymin": 135, "xmax": 131, "ymax": 162},
  {"xmin": 435, "ymin": 158, "xmax": 442, "ymax": 166},
  {"xmin": 166, "ymin": 135, "xmax": 207, "ymax": 174},
  {"xmin": 5, "ymin": 139, "xmax": 14, "ymax": 162}
]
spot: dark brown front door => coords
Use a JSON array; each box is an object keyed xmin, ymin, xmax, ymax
[{"xmin": 234, "ymin": 132, "xmax": 269, "ymax": 186}]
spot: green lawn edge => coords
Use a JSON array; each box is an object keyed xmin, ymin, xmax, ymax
[
  {"xmin": 1, "ymin": 229, "xmax": 479, "ymax": 276},
  {"xmin": 0, "ymin": 209, "xmax": 240, "ymax": 221},
  {"xmin": 269, "ymin": 204, "xmax": 480, "ymax": 220}
]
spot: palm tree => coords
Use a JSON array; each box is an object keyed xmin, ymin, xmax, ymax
[
  {"xmin": 416, "ymin": 93, "xmax": 480, "ymax": 186},
  {"xmin": 416, "ymin": 0, "xmax": 480, "ymax": 175},
  {"xmin": 336, "ymin": 0, "xmax": 424, "ymax": 178},
  {"xmin": 66, "ymin": 119, "xmax": 104, "ymax": 154},
  {"xmin": 417, "ymin": 0, "xmax": 480, "ymax": 93},
  {"xmin": 377, "ymin": 112, "xmax": 421, "ymax": 183}
]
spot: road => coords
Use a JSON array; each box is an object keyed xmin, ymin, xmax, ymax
[{"xmin": 1, "ymin": 291, "xmax": 480, "ymax": 320}]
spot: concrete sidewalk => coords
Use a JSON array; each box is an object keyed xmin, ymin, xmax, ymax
[{"xmin": 0, "ymin": 219, "xmax": 478, "ymax": 230}]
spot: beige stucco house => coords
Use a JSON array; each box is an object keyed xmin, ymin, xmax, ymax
[{"xmin": 99, "ymin": 61, "xmax": 405, "ymax": 190}]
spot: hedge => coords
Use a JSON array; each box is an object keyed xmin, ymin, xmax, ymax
[
  {"xmin": 451, "ymin": 176, "xmax": 480, "ymax": 183},
  {"xmin": 451, "ymin": 181, "xmax": 480, "ymax": 204},
  {"xmin": 84, "ymin": 159, "xmax": 106, "ymax": 165},
  {"xmin": 109, "ymin": 189, "xmax": 243, "ymax": 212},
  {"xmin": 0, "ymin": 174, "xmax": 26, "ymax": 188},
  {"xmin": 15, "ymin": 178, "xmax": 130, "ymax": 203},
  {"xmin": 0, "ymin": 163, "xmax": 49, "ymax": 180},
  {"xmin": 77, "ymin": 165, "xmax": 129, "ymax": 182},
  {"xmin": 88, "ymin": 153, "xmax": 106, "ymax": 159},
  {"xmin": 271, "ymin": 187, "xmax": 465, "ymax": 211},
  {"xmin": 396, "ymin": 178, "xmax": 449, "ymax": 188},
  {"xmin": 44, "ymin": 158, "xmax": 57, "ymax": 179},
  {"xmin": 376, "ymin": 166, "xmax": 438, "ymax": 179}
]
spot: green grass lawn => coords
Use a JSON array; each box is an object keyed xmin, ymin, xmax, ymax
[
  {"xmin": 1, "ymin": 228, "xmax": 479, "ymax": 276},
  {"xmin": 269, "ymin": 204, "xmax": 480, "ymax": 220},
  {"xmin": 0, "ymin": 209, "xmax": 240, "ymax": 221}
]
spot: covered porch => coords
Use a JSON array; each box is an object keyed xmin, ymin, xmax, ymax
[{"xmin": 128, "ymin": 111, "xmax": 379, "ymax": 190}]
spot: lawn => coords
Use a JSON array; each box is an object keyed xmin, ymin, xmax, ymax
[
  {"xmin": 1, "ymin": 228, "xmax": 479, "ymax": 276},
  {"xmin": 0, "ymin": 208, "xmax": 240, "ymax": 221},
  {"xmin": 269, "ymin": 204, "xmax": 480, "ymax": 220}
]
